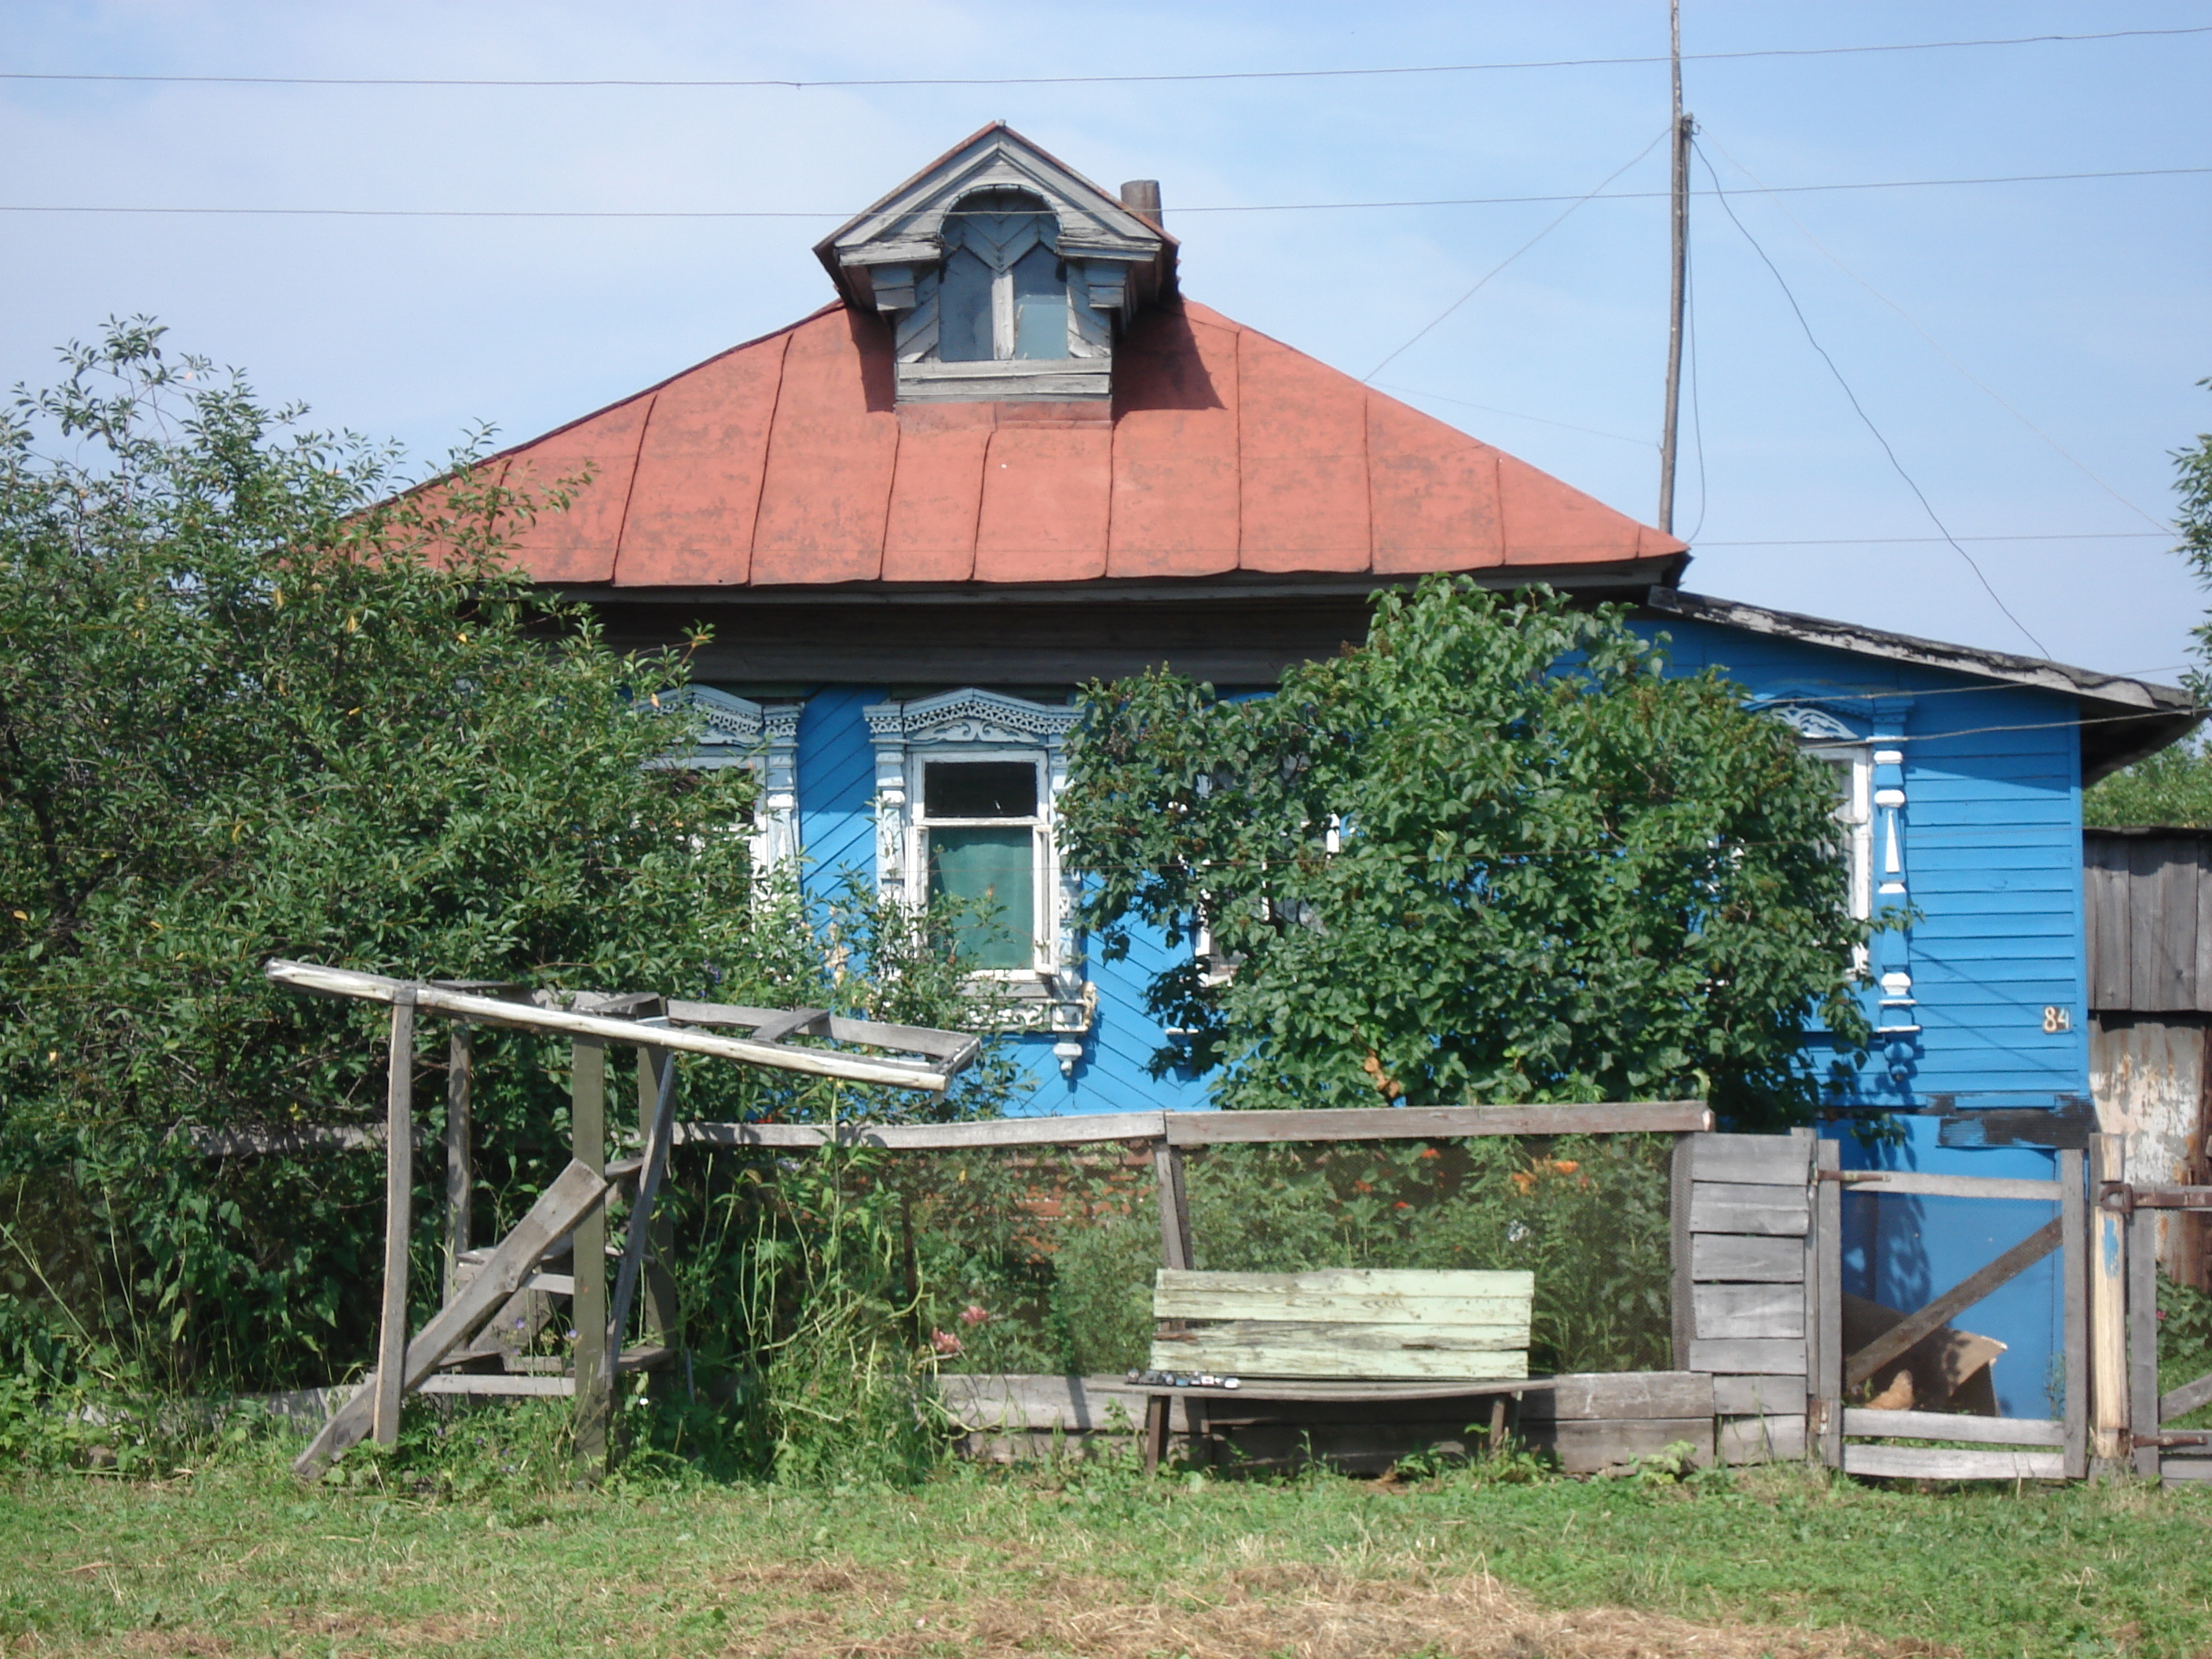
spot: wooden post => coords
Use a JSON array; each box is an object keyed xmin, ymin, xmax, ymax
[
  {"xmin": 1668, "ymin": 1133, "xmax": 1695, "ymax": 1371},
  {"xmin": 1154, "ymin": 1141, "xmax": 1192, "ymax": 1272},
  {"xmin": 443, "ymin": 1024, "xmax": 473, "ymax": 1302},
  {"xmin": 1152, "ymin": 1140, "xmax": 1197, "ymax": 1464},
  {"xmin": 2130, "ymin": 1206, "xmax": 2162, "ymax": 1478},
  {"xmin": 373, "ymin": 987, "xmax": 417, "ymax": 1448},
  {"xmin": 636, "ymin": 1045, "xmax": 680, "ymax": 1357},
  {"xmin": 2060, "ymin": 1147, "xmax": 2089, "ymax": 1480},
  {"xmin": 603, "ymin": 1043, "xmax": 679, "ymax": 1429},
  {"xmin": 1814, "ymin": 1137, "xmax": 1842, "ymax": 1468},
  {"xmin": 570, "ymin": 1038, "xmax": 610, "ymax": 1472},
  {"xmin": 2091, "ymin": 1133, "xmax": 2129, "ymax": 1468}
]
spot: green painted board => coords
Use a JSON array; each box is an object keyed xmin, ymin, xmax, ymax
[
  {"xmin": 1153, "ymin": 1269, "xmax": 1533, "ymax": 1326},
  {"xmin": 1154, "ymin": 1320, "xmax": 1528, "ymax": 1357},
  {"xmin": 1148, "ymin": 1334, "xmax": 1531, "ymax": 1382}
]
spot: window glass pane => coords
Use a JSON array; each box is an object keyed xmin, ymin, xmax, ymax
[
  {"xmin": 928, "ymin": 825, "xmax": 1035, "ymax": 970},
  {"xmin": 924, "ymin": 760, "xmax": 1037, "ymax": 819},
  {"xmin": 1011, "ymin": 244, "xmax": 1068, "ymax": 361},
  {"xmin": 939, "ymin": 247, "xmax": 994, "ymax": 362}
]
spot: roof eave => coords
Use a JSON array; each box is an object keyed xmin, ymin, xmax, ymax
[{"xmin": 1643, "ymin": 587, "xmax": 2201, "ymax": 786}]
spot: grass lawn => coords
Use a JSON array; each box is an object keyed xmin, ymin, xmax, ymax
[{"xmin": 3, "ymin": 1426, "xmax": 2211, "ymax": 1657}]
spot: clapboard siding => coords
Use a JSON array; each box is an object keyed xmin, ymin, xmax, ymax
[{"xmin": 796, "ymin": 687, "xmax": 884, "ymax": 885}]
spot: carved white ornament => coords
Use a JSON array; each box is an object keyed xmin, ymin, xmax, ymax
[
  {"xmin": 648, "ymin": 686, "xmax": 800, "ymax": 872},
  {"xmin": 1763, "ymin": 702, "xmax": 1860, "ymax": 742}
]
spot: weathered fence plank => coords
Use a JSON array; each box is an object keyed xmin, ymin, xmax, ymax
[
  {"xmin": 1690, "ymin": 1182, "xmax": 1811, "ymax": 1237},
  {"xmin": 1690, "ymin": 1132, "xmax": 1812, "ymax": 1186},
  {"xmin": 1692, "ymin": 1283, "xmax": 1806, "ymax": 1340},
  {"xmin": 1692, "ymin": 1234, "xmax": 1805, "ymax": 1284},
  {"xmin": 1842, "ymin": 1408, "xmax": 2065, "ymax": 1445},
  {"xmin": 1712, "ymin": 1375, "xmax": 1806, "ymax": 1415},
  {"xmin": 1842, "ymin": 1445, "xmax": 2064, "ymax": 1481}
]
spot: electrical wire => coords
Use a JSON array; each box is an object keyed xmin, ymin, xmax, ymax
[
  {"xmin": 1362, "ymin": 130, "xmax": 1669, "ymax": 383},
  {"xmin": 3, "ymin": 165, "xmax": 2201, "ymax": 221},
  {"xmin": 6, "ymin": 24, "xmax": 2204, "ymax": 89},
  {"xmin": 1694, "ymin": 140, "xmax": 2051, "ymax": 659},
  {"xmin": 1695, "ymin": 532, "xmax": 2167, "ymax": 546},
  {"xmin": 1696, "ymin": 132, "xmax": 2173, "ymax": 535}
]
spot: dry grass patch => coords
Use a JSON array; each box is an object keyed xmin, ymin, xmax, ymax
[{"xmin": 712, "ymin": 1558, "xmax": 1933, "ymax": 1658}]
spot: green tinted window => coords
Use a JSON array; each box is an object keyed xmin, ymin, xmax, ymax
[{"xmin": 927, "ymin": 824, "xmax": 1035, "ymax": 970}]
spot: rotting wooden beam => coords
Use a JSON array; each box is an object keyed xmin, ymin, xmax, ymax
[
  {"xmin": 1163, "ymin": 1101, "xmax": 1711, "ymax": 1145},
  {"xmin": 673, "ymin": 1111, "xmax": 1165, "ymax": 1152},
  {"xmin": 666, "ymin": 999, "xmax": 980, "ymax": 1066},
  {"xmin": 570, "ymin": 1038, "xmax": 610, "ymax": 1474},
  {"xmin": 372, "ymin": 989, "xmax": 416, "ymax": 1448},
  {"xmin": 444, "ymin": 1023, "xmax": 472, "ymax": 1302},
  {"xmin": 263, "ymin": 961, "xmax": 963, "ymax": 1092}
]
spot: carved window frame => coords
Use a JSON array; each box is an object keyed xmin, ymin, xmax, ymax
[
  {"xmin": 865, "ymin": 688, "xmax": 1090, "ymax": 1036},
  {"xmin": 646, "ymin": 686, "xmax": 801, "ymax": 876},
  {"xmin": 1766, "ymin": 702, "xmax": 1874, "ymax": 924}
]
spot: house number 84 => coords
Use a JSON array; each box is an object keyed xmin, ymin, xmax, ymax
[{"xmin": 2042, "ymin": 1005, "xmax": 2072, "ymax": 1034}]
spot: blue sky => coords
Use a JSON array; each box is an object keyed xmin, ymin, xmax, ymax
[{"xmin": 4, "ymin": 1, "xmax": 2207, "ymax": 679}]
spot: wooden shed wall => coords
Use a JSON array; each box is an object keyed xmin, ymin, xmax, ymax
[{"xmin": 2084, "ymin": 830, "xmax": 2212, "ymax": 1016}]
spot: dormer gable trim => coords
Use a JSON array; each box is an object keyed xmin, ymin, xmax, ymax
[{"xmin": 814, "ymin": 123, "xmax": 1172, "ymax": 405}]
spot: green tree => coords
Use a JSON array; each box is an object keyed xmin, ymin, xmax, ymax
[
  {"xmin": 0, "ymin": 322, "xmax": 1004, "ymax": 1391},
  {"xmin": 1057, "ymin": 578, "xmax": 1876, "ymax": 1128},
  {"xmin": 2082, "ymin": 385, "xmax": 2212, "ymax": 827}
]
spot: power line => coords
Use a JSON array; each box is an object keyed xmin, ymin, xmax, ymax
[
  {"xmin": 1, "ymin": 165, "xmax": 2202, "ymax": 222},
  {"xmin": 1697, "ymin": 532, "xmax": 2169, "ymax": 547},
  {"xmin": 1363, "ymin": 130, "xmax": 1672, "ymax": 383},
  {"xmin": 5, "ymin": 24, "xmax": 2204, "ymax": 90},
  {"xmin": 1694, "ymin": 141, "xmax": 2051, "ymax": 659},
  {"xmin": 1696, "ymin": 133, "xmax": 2172, "ymax": 534}
]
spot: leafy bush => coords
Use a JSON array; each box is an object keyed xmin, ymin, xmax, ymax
[
  {"xmin": 0, "ymin": 324, "xmax": 1015, "ymax": 1418},
  {"xmin": 1060, "ymin": 577, "xmax": 1881, "ymax": 1127}
]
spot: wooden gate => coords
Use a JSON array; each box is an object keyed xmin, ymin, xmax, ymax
[
  {"xmin": 2114, "ymin": 1177, "xmax": 2212, "ymax": 1481},
  {"xmin": 1811, "ymin": 1144, "xmax": 2088, "ymax": 1480}
]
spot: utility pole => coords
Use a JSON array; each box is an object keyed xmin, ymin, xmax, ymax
[{"xmin": 1657, "ymin": 0, "xmax": 1692, "ymax": 535}]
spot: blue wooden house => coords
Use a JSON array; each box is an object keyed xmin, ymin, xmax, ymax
[{"xmin": 472, "ymin": 126, "xmax": 2196, "ymax": 1413}]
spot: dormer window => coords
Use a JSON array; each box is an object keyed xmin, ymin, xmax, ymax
[
  {"xmin": 814, "ymin": 123, "xmax": 1172, "ymax": 405},
  {"xmin": 939, "ymin": 189, "xmax": 1070, "ymax": 363}
]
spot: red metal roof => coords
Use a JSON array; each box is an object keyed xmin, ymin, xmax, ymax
[{"xmin": 485, "ymin": 298, "xmax": 1685, "ymax": 588}]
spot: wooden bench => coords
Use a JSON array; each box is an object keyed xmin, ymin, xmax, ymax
[{"xmin": 1141, "ymin": 1268, "xmax": 1536, "ymax": 1470}]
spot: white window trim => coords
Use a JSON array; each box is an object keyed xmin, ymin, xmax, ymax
[
  {"xmin": 910, "ymin": 748, "xmax": 1051, "ymax": 979},
  {"xmin": 865, "ymin": 689, "xmax": 1090, "ymax": 1040},
  {"xmin": 647, "ymin": 685, "xmax": 800, "ymax": 875}
]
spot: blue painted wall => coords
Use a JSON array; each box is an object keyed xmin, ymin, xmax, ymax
[
  {"xmin": 788, "ymin": 687, "xmax": 1212, "ymax": 1118},
  {"xmin": 1652, "ymin": 617, "xmax": 2086, "ymax": 1416},
  {"xmin": 789, "ymin": 622, "xmax": 2095, "ymax": 1412}
]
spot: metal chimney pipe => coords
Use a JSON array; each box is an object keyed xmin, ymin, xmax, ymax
[{"xmin": 1119, "ymin": 179, "xmax": 1163, "ymax": 227}]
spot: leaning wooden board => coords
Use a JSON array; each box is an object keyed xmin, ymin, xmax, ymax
[{"xmin": 1151, "ymin": 1268, "xmax": 1533, "ymax": 1382}]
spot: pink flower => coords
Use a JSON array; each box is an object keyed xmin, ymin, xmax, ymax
[
  {"xmin": 960, "ymin": 1303, "xmax": 991, "ymax": 1326},
  {"xmin": 930, "ymin": 1329, "xmax": 963, "ymax": 1357}
]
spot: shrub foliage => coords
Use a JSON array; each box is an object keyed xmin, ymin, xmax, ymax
[{"xmin": 1058, "ymin": 577, "xmax": 1878, "ymax": 1126}]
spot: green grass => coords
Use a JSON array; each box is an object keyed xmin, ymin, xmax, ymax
[{"xmin": 3, "ymin": 1423, "xmax": 2212, "ymax": 1656}]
